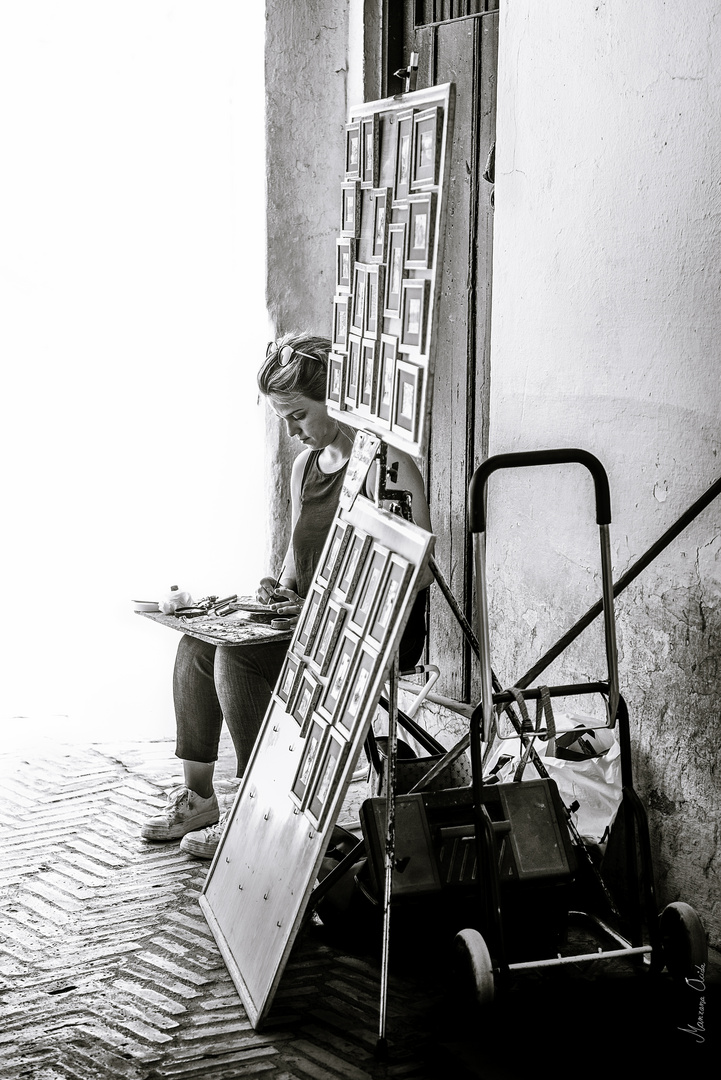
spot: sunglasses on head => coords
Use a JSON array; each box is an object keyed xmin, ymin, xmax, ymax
[{"xmin": 266, "ymin": 341, "xmax": 320, "ymax": 367}]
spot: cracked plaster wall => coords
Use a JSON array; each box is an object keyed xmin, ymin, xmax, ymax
[
  {"xmin": 260, "ymin": 0, "xmax": 720, "ymax": 944},
  {"xmin": 485, "ymin": 1, "xmax": 721, "ymax": 942},
  {"xmin": 264, "ymin": 0, "xmax": 352, "ymax": 572}
]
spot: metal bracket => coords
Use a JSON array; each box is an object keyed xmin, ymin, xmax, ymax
[
  {"xmin": 374, "ymin": 440, "xmax": 414, "ymax": 521},
  {"xmin": 393, "ymin": 51, "xmax": 419, "ymax": 94}
]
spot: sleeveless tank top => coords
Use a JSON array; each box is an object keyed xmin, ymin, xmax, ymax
[{"xmin": 293, "ymin": 450, "xmax": 348, "ymax": 598}]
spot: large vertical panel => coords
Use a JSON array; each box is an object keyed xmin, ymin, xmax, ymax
[
  {"xmin": 419, "ymin": 20, "xmax": 476, "ymax": 700},
  {"xmin": 469, "ymin": 13, "xmax": 498, "ymax": 700},
  {"xmin": 407, "ymin": 13, "xmax": 497, "ymax": 701},
  {"xmin": 473, "ymin": 14, "xmax": 497, "ymax": 473},
  {"xmin": 326, "ymin": 84, "xmax": 455, "ymax": 460}
]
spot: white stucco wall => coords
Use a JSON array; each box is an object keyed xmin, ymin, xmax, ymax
[
  {"xmin": 264, "ymin": 0, "xmax": 351, "ymax": 572},
  {"xmin": 262, "ymin": 0, "xmax": 380, "ymax": 573},
  {"xmin": 490, "ymin": 2, "xmax": 721, "ymax": 940}
]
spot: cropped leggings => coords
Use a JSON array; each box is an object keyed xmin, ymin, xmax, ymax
[{"xmin": 173, "ymin": 590, "xmax": 428, "ymax": 777}]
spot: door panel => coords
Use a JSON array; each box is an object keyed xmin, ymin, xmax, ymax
[{"xmin": 399, "ymin": 5, "xmax": 498, "ymax": 701}]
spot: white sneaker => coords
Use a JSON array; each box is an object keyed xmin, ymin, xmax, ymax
[
  {"xmin": 141, "ymin": 786, "xmax": 219, "ymax": 841},
  {"xmin": 180, "ymin": 811, "xmax": 229, "ymax": 859}
]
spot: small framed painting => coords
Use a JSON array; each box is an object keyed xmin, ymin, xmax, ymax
[
  {"xmin": 399, "ymin": 278, "xmax": 430, "ymax": 353},
  {"xmin": 360, "ymin": 114, "xmax": 379, "ymax": 189},
  {"xmin": 326, "ymin": 351, "xmax": 346, "ymax": 406},
  {"xmin": 335, "ymin": 530, "xmax": 372, "ymax": 603},
  {"xmin": 383, "ymin": 224, "xmax": 406, "ymax": 318},
  {"xmin": 306, "ymin": 729, "xmax": 350, "ymax": 827},
  {"xmin": 358, "ymin": 338, "xmax": 377, "ymax": 416},
  {"xmin": 310, "ymin": 600, "xmax": 345, "ymax": 678},
  {"xmin": 340, "ymin": 180, "xmax": 361, "ymax": 237},
  {"xmin": 345, "ymin": 121, "xmax": 361, "ymax": 180},
  {"xmin": 350, "ymin": 264, "xmax": 368, "ymax": 335},
  {"xmin": 292, "ymin": 669, "xmax": 322, "ymax": 738},
  {"xmin": 277, "ymin": 652, "xmax": 302, "ymax": 708},
  {"xmin": 393, "ymin": 108, "xmax": 415, "ymax": 205},
  {"xmin": 295, "ymin": 585, "xmax": 326, "ymax": 653},
  {"xmin": 319, "ymin": 630, "xmax": 359, "ymax": 723},
  {"xmin": 377, "ymin": 335, "xmax": 397, "ymax": 422},
  {"xmin": 349, "ymin": 542, "xmax": 389, "ymax": 636},
  {"xmin": 345, "ymin": 334, "xmax": 362, "ymax": 408},
  {"xmin": 332, "ymin": 294, "xmax": 349, "ymax": 352},
  {"xmin": 405, "ymin": 193, "xmax": 436, "ymax": 270},
  {"xmin": 290, "ymin": 718, "xmax": 326, "ymax": 807},
  {"xmin": 411, "ymin": 106, "xmax": 442, "ymax": 190},
  {"xmin": 336, "ymin": 238, "xmax": 355, "ymax": 294},
  {"xmin": 391, "ymin": 358, "xmax": 423, "ymax": 441},
  {"xmin": 366, "ymin": 264, "xmax": 384, "ymax": 338},
  {"xmin": 371, "ymin": 188, "xmax": 391, "ymax": 262},
  {"xmin": 367, "ymin": 554, "xmax": 413, "ymax": 652},
  {"xmin": 317, "ymin": 520, "xmax": 354, "ymax": 590},
  {"xmin": 336, "ymin": 643, "xmax": 378, "ymax": 738}
]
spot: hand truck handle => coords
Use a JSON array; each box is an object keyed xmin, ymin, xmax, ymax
[
  {"xmin": 469, "ymin": 448, "xmax": 612, "ymax": 532},
  {"xmin": 468, "ymin": 449, "xmax": 619, "ymax": 740}
]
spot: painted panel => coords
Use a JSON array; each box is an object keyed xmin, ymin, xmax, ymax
[
  {"xmin": 200, "ymin": 495, "xmax": 435, "ymax": 1028},
  {"xmin": 326, "ymin": 83, "xmax": 455, "ymax": 462}
]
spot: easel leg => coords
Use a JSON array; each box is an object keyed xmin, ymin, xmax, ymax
[{"xmin": 376, "ymin": 651, "xmax": 399, "ymax": 1059}]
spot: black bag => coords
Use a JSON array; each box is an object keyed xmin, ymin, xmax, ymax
[
  {"xmin": 314, "ymin": 825, "xmax": 379, "ymax": 939},
  {"xmin": 365, "ymin": 700, "xmax": 472, "ymax": 795}
]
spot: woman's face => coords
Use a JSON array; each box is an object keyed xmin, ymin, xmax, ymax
[{"xmin": 268, "ymin": 393, "xmax": 339, "ymax": 450}]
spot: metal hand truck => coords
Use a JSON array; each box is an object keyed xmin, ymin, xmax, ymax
[
  {"xmin": 320, "ymin": 448, "xmax": 709, "ymax": 1030},
  {"xmin": 449, "ymin": 448, "xmax": 708, "ymax": 1004}
]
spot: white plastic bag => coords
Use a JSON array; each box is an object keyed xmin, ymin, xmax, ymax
[
  {"xmin": 485, "ymin": 713, "xmax": 622, "ymax": 845},
  {"xmin": 159, "ymin": 584, "xmax": 193, "ymax": 614},
  {"xmin": 540, "ymin": 737, "xmax": 621, "ymax": 844}
]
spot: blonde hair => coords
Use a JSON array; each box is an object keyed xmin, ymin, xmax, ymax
[{"xmin": 257, "ymin": 333, "xmax": 330, "ymax": 402}]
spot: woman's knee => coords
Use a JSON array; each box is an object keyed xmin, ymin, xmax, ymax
[
  {"xmin": 175, "ymin": 630, "xmax": 215, "ymax": 665},
  {"xmin": 174, "ymin": 635, "xmax": 217, "ymax": 683},
  {"xmin": 173, "ymin": 636, "xmax": 223, "ymax": 742},
  {"xmin": 214, "ymin": 643, "xmax": 256, "ymax": 679},
  {"xmin": 214, "ymin": 642, "xmax": 287, "ymax": 702}
]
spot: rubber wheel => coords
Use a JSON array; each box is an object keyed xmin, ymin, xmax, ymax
[
  {"xmin": 453, "ymin": 928, "xmax": 495, "ymax": 1008},
  {"xmin": 659, "ymin": 902, "xmax": 707, "ymax": 982}
]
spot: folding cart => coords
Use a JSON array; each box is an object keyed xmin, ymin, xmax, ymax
[{"xmin": 358, "ymin": 449, "xmax": 708, "ymax": 1007}]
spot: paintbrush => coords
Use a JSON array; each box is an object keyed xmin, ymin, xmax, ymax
[{"xmin": 267, "ymin": 563, "xmax": 287, "ymax": 605}]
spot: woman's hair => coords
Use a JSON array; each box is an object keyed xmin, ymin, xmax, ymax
[{"xmin": 257, "ymin": 332, "xmax": 330, "ymax": 403}]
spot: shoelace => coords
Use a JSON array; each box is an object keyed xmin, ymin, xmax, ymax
[
  {"xmin": 166, "ymin": 786, "xmax": 191, "ymax": 809},
  {"xmin": 203, "ymin": 811, "xmax": 229, "ymax": 838}
]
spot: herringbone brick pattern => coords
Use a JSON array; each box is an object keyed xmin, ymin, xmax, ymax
[
  {"xmin": 0, "ymin": 731, "xmax": 450, "ymax": 1080},
  {"xmin": 2, "ymin": 730, "xmax": 719, "ymax": 1079}
]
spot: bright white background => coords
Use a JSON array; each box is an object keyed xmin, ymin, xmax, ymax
[{"xmin": 0, "ymin": 2, "xmax": 267, "ymax": 741}]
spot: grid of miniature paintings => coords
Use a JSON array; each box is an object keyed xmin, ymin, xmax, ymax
[
  {"xmin": 327, "ymin": 85, "xmax": 453, "ymax": 459},
  {"xmin": 200, "ymin": 495, "xmax": 434, "ymax": 1028},
  {"xmin": 274, "ymin": 510, "xmax": 415, "ymax": 831}
]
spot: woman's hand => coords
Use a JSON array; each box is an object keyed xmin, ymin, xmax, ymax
[
  {"xmin": 257, "ymin": 577, "xmax": 283, "ymax": 606},
  {"xmin": 256, "ymin": 579, "xmax": 304, "ymax": 617},
  {"xmin": 269, "ymin": 587, "xmax": 304, "ymax": 617}
]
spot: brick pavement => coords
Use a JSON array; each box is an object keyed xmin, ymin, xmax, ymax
[
  {"xmin": 0, "ymin": 729, "xmax": 451, "ymax": 1080},
  {"xmin": 1, "ymin": 728, "xmax": 718, "ymax": 1079}
]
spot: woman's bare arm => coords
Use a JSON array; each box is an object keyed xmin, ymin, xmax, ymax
[{"xmin": 256, "ymin": 449, "xmax": 310, "ymax": 605}]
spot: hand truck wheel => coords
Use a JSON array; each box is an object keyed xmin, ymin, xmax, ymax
[
  {"xmin": 453, "ymin": 928, "xmax": 495, "ymax": 1008},
  {"xmin": 659, "ymin": 901, "xmax": 707, "ymax": 982}
]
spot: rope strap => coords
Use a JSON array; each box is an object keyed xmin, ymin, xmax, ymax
[
  {"xmin": 536, "ymin": 684, "xmax": 556, "ymax": 742},
  {"xmin": 498, "ymin": 685, "xmax": 556, "ymax": 781}
]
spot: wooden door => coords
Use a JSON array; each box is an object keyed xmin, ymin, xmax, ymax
[{"xmin": 392, "ymin": 3, "xmax": 499, "ymax": 702}]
